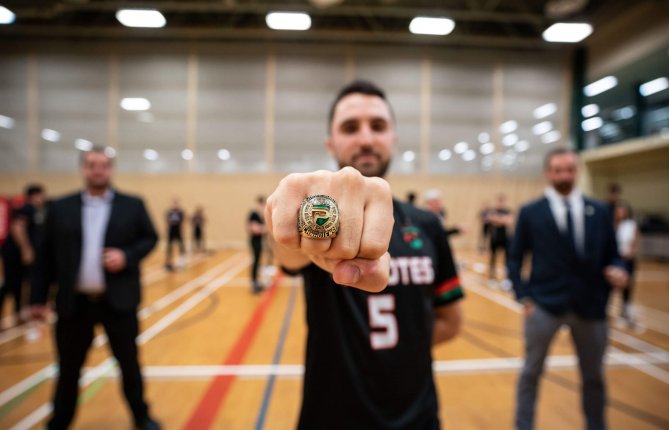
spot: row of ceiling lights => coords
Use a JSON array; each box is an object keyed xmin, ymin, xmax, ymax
[{"xmin": 0, "ymin": 6, "xmax": 594, "ymax": 43}]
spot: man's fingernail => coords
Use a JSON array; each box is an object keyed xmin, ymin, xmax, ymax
[{"xmin": 338, "ymin": 264, "xmax": 361, "ymax": 286}]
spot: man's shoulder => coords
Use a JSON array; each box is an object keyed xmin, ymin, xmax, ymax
[
  {"xmin": 113, "ymin": 190, "xmax": 145, "ymax": 206},
  {"xmin": 394, "ymin": 200, "xmax": 440, "ymax": 228},
  {"xmin": 51, "ymin": 192, "xmax": 81, "ymax": 207},
  {"xmin": 520, "ymin": 196, "xmax": 548, "ymax": 213}
]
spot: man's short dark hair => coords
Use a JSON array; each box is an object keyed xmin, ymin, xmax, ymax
[
  {"xmin": 327, "ymin": 80, "xmax": 394, "ymax": 134},
  {"xmin": 80, "ymin": 145, "xmax": 113, "ymax": 166},
  {"xmin": 25, "ymin": 183, "xmax": 44, "ymax": 197},
  {"xmin": 543, "ymin": 147, "xmax": 577, "ymax": 169}
]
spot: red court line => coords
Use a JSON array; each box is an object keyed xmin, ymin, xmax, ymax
[{"xmin": 182, "ymin": 273, "xmax": 284, "ymax": 430}]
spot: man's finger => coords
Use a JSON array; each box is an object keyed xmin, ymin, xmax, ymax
[
  {"xmin": 332, "ymin": 252, "xmax": 390, "ymax": 293},
  {"xmin": 325, "ymin": 167, "xmax": 365, "ymax": 260},
  {"xmin": 359, "ymin": 177, "xmax": 393, "ymax": 260},
  {"xmin": 268, "ymin": 175, "xmax": 305, "ymax": 250}
]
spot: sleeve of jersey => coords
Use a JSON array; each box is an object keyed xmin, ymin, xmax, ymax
[{"xmin": 428, "ymin": 218, "xmax": 464, "ymax": 307}]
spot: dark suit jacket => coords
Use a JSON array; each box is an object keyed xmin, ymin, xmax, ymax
[
  {"xmin": 31, "ymin": 190, "xmax": 158, "ymax": 318},
  {"xmin": 507, "ymin": 195, "xmax": 622, "ymax": 320}
]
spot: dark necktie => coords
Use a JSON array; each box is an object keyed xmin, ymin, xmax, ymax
[{"xmin": 564, "ymin": 199, "xmax": 577, "ymax": 254}]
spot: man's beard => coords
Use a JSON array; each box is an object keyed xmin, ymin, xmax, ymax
[
  {"xmin": 553, "ymin": 181, "xmax": 574, "ymax": 195},
  {"xmin": 340, "ymin": 149, "xmax": 391, "ymax": 178}
]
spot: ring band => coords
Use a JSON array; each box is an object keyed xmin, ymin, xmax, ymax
[{"xmin": 298, "ymin": 195, "xmax": 340, "ymax": 239}]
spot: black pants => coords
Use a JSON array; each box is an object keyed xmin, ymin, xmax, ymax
[
  {"xmin": 250, "ymin": 236, "xmax": 262, "ymax": 285},
  {"xmin": 489, "ymin": 238, "xmax": 508, "ymax": 278},
  {"xmin": 621, "ymin": 259, "xmax": 636, "ymax": 306},
  {"xmin": 48, "ymin": 295, "xmax": 149, "ymax": 430},
  {"xmin": 0, "ymin": 252, "xmax": 27, "ymax": 321},
  {"xmin": 166, "ymin": 229, "xmax": 185, "ymax": 266}
]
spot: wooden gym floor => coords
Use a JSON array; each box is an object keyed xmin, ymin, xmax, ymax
[{"xmin": 0, "ymin": 248, "xmax": 667, "ymax": 430}]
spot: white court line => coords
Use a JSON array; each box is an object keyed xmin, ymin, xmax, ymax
[
  {"xmin": 65, "ymin": 351, "xmax": 669, "ymax": 381},
  {"xmin": 0, "ymin": 253, "xmax": 244, "ymax": 408},
  {"xmin": 462, "ymin": 274, "xmax": 669, "ymax": 385},
  {"xmin": 9, "ymin": 256, "xmax": 250, "ymax": 430}
]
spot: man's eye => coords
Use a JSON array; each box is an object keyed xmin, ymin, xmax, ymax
[
  {"xmin": 342, "ymin": 124, "xmax": 358, "ymax": 133},
  {"xmin": 371, "ymin": 121, "xmax": 387, "ymax": 132}
]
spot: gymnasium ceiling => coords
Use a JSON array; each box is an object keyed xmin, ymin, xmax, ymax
[{"xmin": 0, "ymin": 0, "xmax": 632, "ymax": 49}]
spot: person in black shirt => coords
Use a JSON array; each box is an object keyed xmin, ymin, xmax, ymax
[
  {"xmin": 248, "ymin": 196, "xmax": 266, "ymax": 293},
  {"xmin": 191, "ymin": 206, "xmax": 206, "ymax": 253},
  {"xmin": 486, "ymin": 193, "xmax": 513, "ymax": 281},
  {"xmin": 1, "ymin": 184, "xmax": 47, "ymax": 327},
  {"xmin": 265, "ymin": 80, "xmax": 464, "ymax": 429},
  {"xmin": 165, "ymin": 198, "xmax": 185, "ymax": 271}
]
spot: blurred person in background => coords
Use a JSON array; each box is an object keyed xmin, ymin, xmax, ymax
[
  {"xmin": 614, "ymin": 201, "xmax": 639, "ymax": 327},
  {"xmin": 508, "ymin": 148, "xmax": 628, "ymax": 430},
  {"xmin": 248, "ymin": 196, "xmax": 266, "ymax": 294},
  {"xmin": 423, "ymin": 188, "xmax": 464, "ymax": 238},
  {"xmin": 30, "ymin": 147, "xmax": 160, "ymax": 430},
  {"xmin": 191, "ymin": 205, "xmax": 206, "ymax": 253},
  {"xmin": 0, "ymin": 183, "xmax": 47, "ymax": 328},
  {"xmin": 486, "ymin": 193, "xmax": 513, "ymax": 282},
  {"xmin": 165, "ymin": 197, "xmax": 185, "ymax": 271}
]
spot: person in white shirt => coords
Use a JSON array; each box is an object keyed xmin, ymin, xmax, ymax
[{"xmin": 614, "ymin": 201, "xmax": 639, "ymax": 324}]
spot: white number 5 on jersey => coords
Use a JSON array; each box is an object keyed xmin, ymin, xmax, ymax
[{"xmin": 368, "ymin": 294, "xmax": 398, "ymax": 350}]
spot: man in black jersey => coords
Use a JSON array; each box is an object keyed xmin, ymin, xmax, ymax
[
  {"xmin": 265, "ymin": 80, "xmax": 464, "ymax": 429},
  {"xmin": 165, "ymin": 198, "xmax": 185, "ymax": 271}
]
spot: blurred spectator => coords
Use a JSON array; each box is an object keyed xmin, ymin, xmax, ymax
[
  {"xmin": 191, "ymin": 206, "xmax": 206, "ymax": 253},
  {"xmin": 165, "ymin": 198, "xmax": 185, "ymax": 271},
  {"xmin": 248, "ymin": 196, "xmax": 266, "ymax": 294},
  {"xmin": 614, "ymin": 201, "xmax": 639, "ymax": 326},
  {"xmin": 0, "ymin": 184, "xmax": 47, "ymax": 327}
]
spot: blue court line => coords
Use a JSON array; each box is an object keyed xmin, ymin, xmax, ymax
[{"xmin": 254, "ymin": 284, "xmax": 298, "ymax": 430}]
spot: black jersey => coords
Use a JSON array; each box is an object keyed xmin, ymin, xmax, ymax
[
  {"xmin": 296, "ymin": 199, "xmax": 464, "ymax": 430},
  {"xmin": 248, "ymin": 210, "xmax": 264, "ymax": 240}
]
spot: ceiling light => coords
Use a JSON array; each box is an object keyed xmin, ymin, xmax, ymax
[
  {"xmin": 104, "ymin": 147, "xmax": 116, "ymax": 158},
  {"xmin": 41, "ymin": 129, "xmax": 60, "ymax": 142},
  {"xmin": 584, "ymin": 76, "xmax": 617, "ymax": 97},
  {"xmin": 454, "ymin": 141, "xmax": 468, "ymax": 154},
  {"xmin": 639, "ymin": 77, "xmax": 669, "ymax": 96},
  {"xmin": 502, "ymin": 133, "xmax": 519, "ymax": 146},
  {"xmin": 542, "ymin": 22, "xmax": 592, "ymax": 43},
  {"xmin": 478, "ymin": 132, "xmax": 490, "ymax": 143},
  {"xmin": 0, "ymin": 6, "xmax": 15, "ymax": 24},
  {"xmin": 402, "ymin": 150, "xmax": 416, "ymax": 162},
  {"xmin": 121, "ymin": 97, "xmax": 151, "ymax": 111},
  {"xmin": 582, "ymin": 117, "xmax": 603, "ymax": 131},
  {"xmin": 266, "ymin": 12, "xmax": 311, "ymax": 31},
  {"xmin": 438, "ymin": 149, "xmax": 452, "ymax": 160},
  {"xmin": 74, "ymin": 138, "xmax": 93, "ymax": 151},
  {"xmin": 581, "ymin": 104, "xmax": 599, "ymax": 118},
  {"xmin": 409, "ymin": 17, "xmax": 455, "ymax": 36},
  {"xmin": 514, "ymin": 140, "xmax": 530, "ymax": 152},
  {"xmin": 532, "ymin": 121, "xmax": 553, "ymax": 135},
  {"xmin": 541, "ymin": 130, "xmax": 561, "ymax": 144},
  {"xmin": 479, "ymin": 142, "xmax": 495, "ymax": 155},
  {"xmin": 611, "ymin": 106, "xmax": 636, "ymax": 121},
  {"xmin": 218, "ymin": 149, "xmax": 231, "ymax": 160},
  {"xmin": 0, "ymin": 114, "xmax": 15, "ymax": 129},
  {"xmin": 116, "ymin": 9, "xmax": 166, "ymax": 28},
  {"xmin": 533, "ymin": 103, "xmax": 557, "ymax": 119},
  {"xmin": 181, "ymin": 149, "xmax": 194, "ymax": 160},
  {"xmin": 462, "ymin": 149, "xmax": 476, "ymax": 161},
  {"xmin": 143, "ymin": 149, "xmax": 159, "ymax": 161},
  {"xmin": 499, "ymin": 120, "xmax": 517, "ymax": 134}
]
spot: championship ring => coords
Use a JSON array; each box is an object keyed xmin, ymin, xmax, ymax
[{"xmin": 298, "ymin": 195, "xmax": 340, "ymax": 239}]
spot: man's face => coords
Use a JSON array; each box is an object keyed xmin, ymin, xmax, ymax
[
  {"xmin": 326, "ymin": 93, "xmax": 396, "ymax": 178},
  {"xmin": 29, "ymin": 192, "xmax": 46, "ymax": 208},
  {"xmin": 82, "ymin": 152, "xmax": 112, "ymax": 190},
  {"xmin": 544, "ymin": 152, "xmax": 578, "ymax": 195}
]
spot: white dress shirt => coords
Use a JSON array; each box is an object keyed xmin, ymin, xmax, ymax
[
  {"xmin": 545, "ymin": 186, "xmax": 585, "ymax": 255},
  {"xmin": 77, "ymin": 189, "xmax": 114, "ymax": 294}
]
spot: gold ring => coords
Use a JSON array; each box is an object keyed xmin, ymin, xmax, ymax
[{"xmin": 298, "ymin": 195, "xmax": 340, "ymax": 239}]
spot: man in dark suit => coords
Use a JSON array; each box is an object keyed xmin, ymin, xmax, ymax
[
  {"xmin": 507, "ymin": 148, "xmax": 628, "ymax": 430},
  {"xmin": 31, "ymin": 147, "xmax": 161, "ymax": 430}
]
